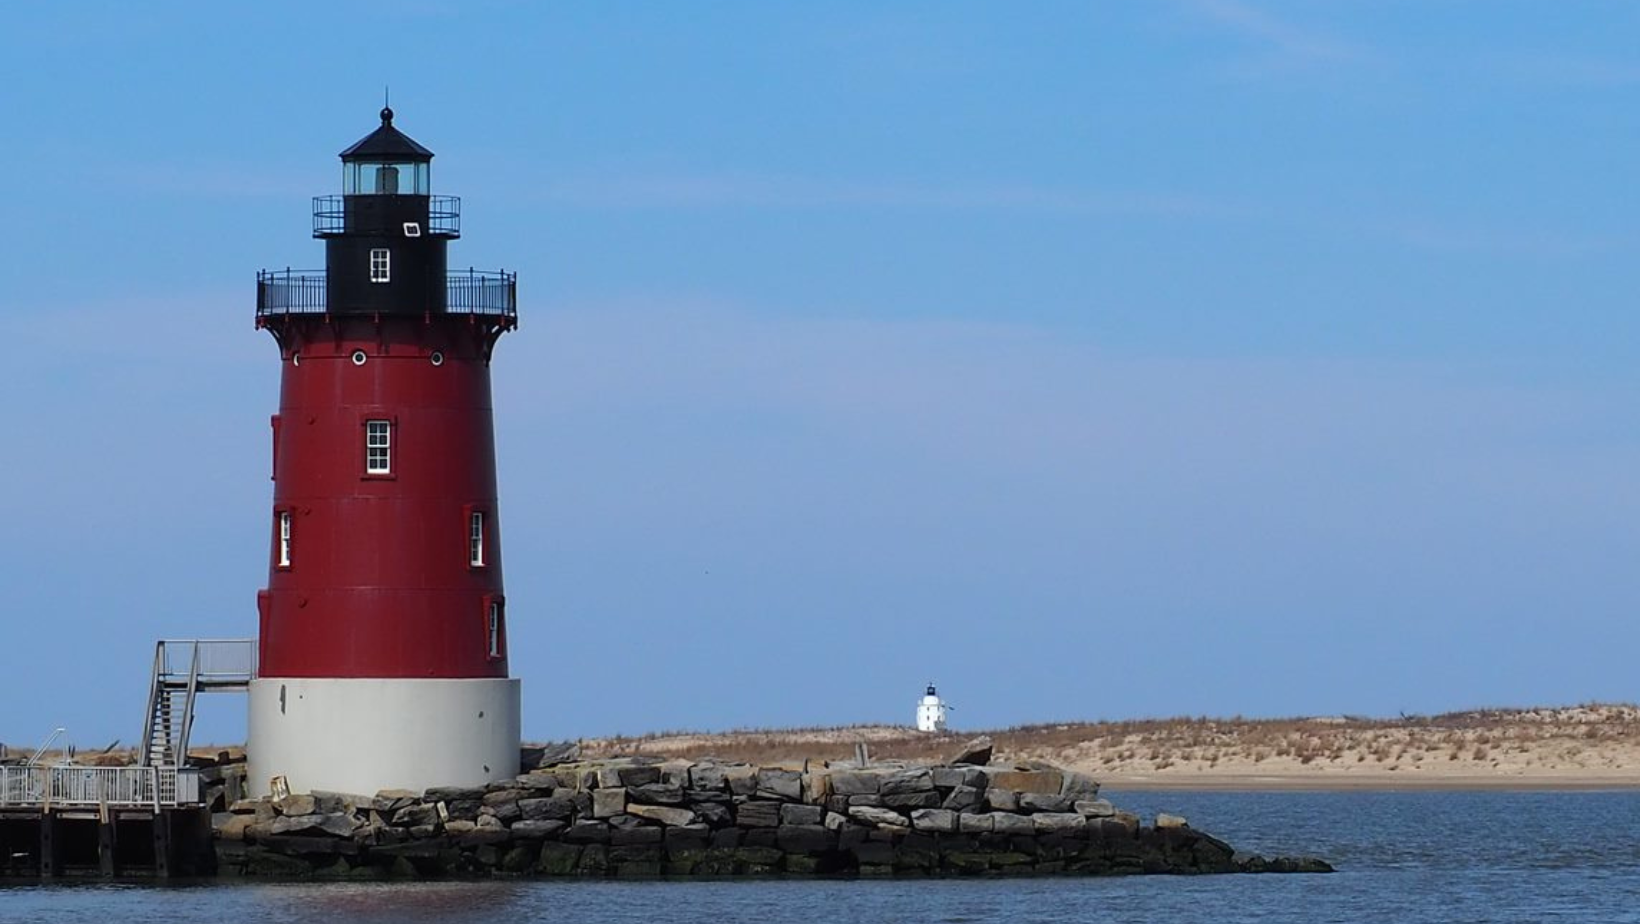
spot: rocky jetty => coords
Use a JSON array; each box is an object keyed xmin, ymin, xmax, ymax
[{"xmin": 213, "ymin": 746, "xmax": 1332, "ymax": 879}]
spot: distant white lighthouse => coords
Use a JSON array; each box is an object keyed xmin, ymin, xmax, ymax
[{"xmin": 916, "ymin": 682, "xmax": 949, "ymax": 732}]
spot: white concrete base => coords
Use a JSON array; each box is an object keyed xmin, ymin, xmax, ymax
[{"xmin": 247, "ymin": 677, "xmax": 520, "ymax": 798}]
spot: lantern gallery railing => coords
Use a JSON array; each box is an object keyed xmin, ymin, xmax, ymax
[
  {"xmin": 311, "ymin": 195, "xmax": 461, "ymax": 236},
  {"xmin": 255, "ymin": 269, "xmax": 518, "ymax": 322},
  {"xmin": 0, "ymin": 765, "xmax": 201, "ymax": 810}
]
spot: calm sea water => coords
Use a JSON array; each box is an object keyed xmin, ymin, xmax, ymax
[{"xmin": 5, "ymin": 791, "xmax": 1640, "ymax": 923}]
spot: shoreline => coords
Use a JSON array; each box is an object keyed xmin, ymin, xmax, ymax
[{"xmin": 1098, "ymin": 771, "xmax": 1640, "ymax": 792}]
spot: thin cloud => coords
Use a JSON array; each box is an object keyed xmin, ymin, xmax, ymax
[{"xmin": 1189, "ymin": 0, "xmax": 1378, "ymax": 70}]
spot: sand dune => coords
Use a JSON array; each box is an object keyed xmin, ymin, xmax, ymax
[{"xmin": 576, "ymin": 704, "xmax": 1640, "ymax": 790}]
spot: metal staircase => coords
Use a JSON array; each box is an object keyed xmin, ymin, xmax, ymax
[{"xmin": 140, "ymin": 640, "xmax": 257, "ymax": 768}]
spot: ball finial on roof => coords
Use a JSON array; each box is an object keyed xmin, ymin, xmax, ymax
[{"xmin": 380, "ymin": 106, "xmax": 394, "ymax": 125}]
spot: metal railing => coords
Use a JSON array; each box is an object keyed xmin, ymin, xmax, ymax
[
  {"xmin": 255, "ymin": 269, "xmax": 518, "ymax": 324},
  {"xmin": 256, "ymin": 269, "xmax": 325, "ymax": 315},
  {"xmin": 158, "ymin": 639, "xmax": 257, "ymax": 685},
  {"xmin": 311, "ymin": 194, "xmax": 461, "ymax": 236},
  {"xmin": 0, "ymin": 765, "xmax": 201, "ymax": 810},
  {"xmin": 447, "ymin": 268, "xmax": 518, "ymax": 318}
]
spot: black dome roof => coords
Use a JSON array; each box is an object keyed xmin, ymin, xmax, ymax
[{"xmin": 339, "ymin": 107, "xmax": 433, "ymax": 161}]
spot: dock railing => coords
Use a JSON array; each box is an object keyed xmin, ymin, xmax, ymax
[{"xmin": 0, "ymin": 765, "xmax": 200, "ymax": 811}]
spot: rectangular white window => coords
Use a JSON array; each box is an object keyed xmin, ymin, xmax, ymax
[
  {"xmin": 487, "ymin": 601, "xmax": 503, "ymax": 658},
  {"xmin": 365, "ymin": 419, "xmax": 391, "ymax": 474},
  {"xmin": 469, "ymin": 511, "xmax": 486, "ymax": 567},
  {"xmin": 277, "ymin": 511, "xmax": 292, "ymax": 567},
  {"xmin": 369, "ymin": 248, "xmax": 390, "ymax": 283}
]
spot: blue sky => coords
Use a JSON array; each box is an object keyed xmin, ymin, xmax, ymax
[{"xmin": 2, "ymin": 1, "xmax": 1638, "ymax": 748}]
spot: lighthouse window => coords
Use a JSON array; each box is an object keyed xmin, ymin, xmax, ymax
[
  {"xmin": 277, "ymin": 511, "xmax": 292, "ymax": 568},
  {"xmin": 369, "ymin": 248, "xmax": 391, "ymax": 283},
  {"xmin": 487, "ymin": 600, "xmax": 505, "ymax": 659},
  {"xmin": 365, "ymin": 419, "xmax": 392, "ymax": 473},
  {"xmin": 469, "ymin": 511, "xmax": 486, "ymax": 567}
]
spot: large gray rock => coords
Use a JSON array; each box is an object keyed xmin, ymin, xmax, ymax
[
  {"xmin": 1018, "ymin": 792, "xmax": 1074, "ymax": 814},
  {"xmin": 823, "ymin": 811, "xmax": 850, "ymax": 831},
  {"xmin": 531, "ymin": 741, "xmax": 582, "ymax": 769},
  {"xmin": 309, "ymin": 791, "xmax": 358, "ymax": 815},
  {"xmin": 776, "ymin": 824, "xmax": 836, "ymax": 855},
  {"xmin": 564, "ymin": 820, "xmax": 611, "ymax": 844},
  {"xmin": 443, "ymin": 799, "xmax": 483, "ymax": 821},
  {"xmin": 519, "ymin": 796, "xmax": 577, "ymax": 821},
  {"xmin": 270, "ymin": 812, "xmax": 356, "ymax": 837},
  {"xmin": 985, "ymin": 788, "xmax": 1018, "ymax": 811},
  {"xmin": 511, "ymin": 819, "xmax": 568, "ymax": 839},
  {"xmin": 1157, "ymin": 813, "xmax": 1189, "ymax": 829},
  {"xmin": 780, "ymin": 803, "xmax": 823, "ymax": 826},
  {"xmin": 735, "ymin": 801, "xmax": 782, "ymax": 828},
  {"xmin": 483, "ymin": 799, "xmax": 522, "ymax": 824},
  {"xmin": 930, "ymin": 767, "xmax": 970, "ymax": 789},
  {"xmin": 628, "ymin": 782, "xmax": 685, "ymax": 805},
  {"xmin": 723, "ymin": 765, "xmax": 759, "ymax": 796},
  {"xmin": 516, "ymin": 773, "xmax": 558, "ymax": 793},
  {"xmin": 617, "ymin": 765, "xmax": 663, "ymax": 788},
  {"xmin": 424, "ymin": 786, "xmax": 485, "ymax": 804},
  {"xmin": 689, "ymin": 764, "xmax": 730, "ymax": 792},
  {"xmin": 664, "ymin": 824, "xmax": 711, "ymax": 851},
  {"xmin": 827, "ymin": 771, "xmax": 882, "ymax": 795},
  {"xmin": 941, "ymin": 785, "xmax": 984, "ymax": 812},
  {"xmin": 627, "ymin": 803, "xmax": 697, "ymax": 827},
  {"xmin": 989, "ymin": 812, "xmax": 1035, "ymax": 835},
  {"xmin": 756, "ymin": 769, "xmax": 802, "ymax": 802},
  {"xmin": 847, "ymin": 805, "xmax": 908, "ymax": 829},
  {"xmin": 371, "ymin": 790, "xmax": 419, "ymax": 815},
  {"xmin": 880, "ymin": 768, "xmax": 934, "ymax": 796},
  {"xmin": 949, "ymin": 736, "xmax": 994, "ymax": 766},
  {"xmin": 391, "ymin": 803, "xmax": 440, "ymax": 828},
  {"xmin": 881, "ymin": 791, "xmax": 941, "ymax": 810},
  {"xmin": 695, "ymin": 803, "xmax": 734, "ymax": 827},
  {"xmin": 1032, "ymin": 812, "xmax": 1088, "ymax": 834},
  {"xmin": 592, "ymin": 787, "xmax": 627, "ymax": 819},
  {"xmin": 610, "ymin": 825, "xmax": 663, "ymax": 846},
  {"xmin": 957, "ymin": 812, "xmax": 994, "ymax": 833},
  {"xmin": 910, "ymin": 809, "xmax": 958, "ymax": 833},
  {"xmin": 1075, "ymin": 799, "xmax": 1116, "ymax": 818}
]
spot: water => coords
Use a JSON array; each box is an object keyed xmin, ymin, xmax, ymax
[{"xmin": 5, "ymin": 791, "xmax": 1640, "ymax": 923}]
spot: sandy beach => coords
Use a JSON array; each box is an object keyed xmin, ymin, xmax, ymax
[{"xmin": 577, "ymin": 704, "xmax": 1640, "ymax": 791}]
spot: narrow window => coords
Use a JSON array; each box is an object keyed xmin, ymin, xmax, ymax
[
  {"xmin": 469, "ymin": 511, "xmax": 486, "ymax": 567},
  {"xmin": 277, "ymin": 511, "xmax": 292, "ymax": 568},
  {"xmin": 365, "ymin": 419, "xmax": 392, "ymax": 474},
  {"xmin": 369, "ymin": 248, "xmax": 390, "ymax": 283},
  {"xmin": 487, "ymin": 600, "xmax": 504, "ymax": 659},
  {"xmin": 270, "ymin": 414, "xmax": 281, "ymax": 482}
]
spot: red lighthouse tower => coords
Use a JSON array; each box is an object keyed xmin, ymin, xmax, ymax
[{"xmin": 248, "ymin": 108, "xmax": 521, "ymax": 796}]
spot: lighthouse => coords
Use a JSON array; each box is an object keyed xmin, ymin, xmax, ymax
[
  {"xmin": 916, "ymin": 683, "xmax": 949, "ymax": 733},
  {"xmin": 247, "ymin": 108, "xmax": 521, "ymax": 797}
]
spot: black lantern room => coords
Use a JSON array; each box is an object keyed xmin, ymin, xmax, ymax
[{"xmin": 316, "ymin": 106, "xmax": 458, "ymax": 316}]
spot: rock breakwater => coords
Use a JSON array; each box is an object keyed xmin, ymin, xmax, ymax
[{"xmin": 214, "ymin": 749, "xmax": 1331, "ymax": 879}]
